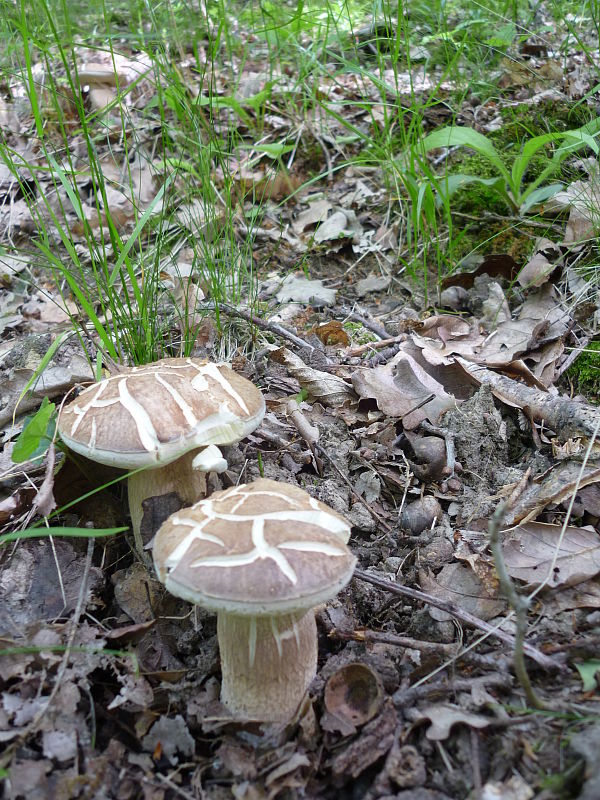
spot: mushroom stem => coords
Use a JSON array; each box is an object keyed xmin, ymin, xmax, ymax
[
  {"xmin": 217, "ymin": 610, "xmax": 318, "ymax": 722},
  {"xmin": 127, "ymin": 450, "xmax": 208, "ymax": 556}
]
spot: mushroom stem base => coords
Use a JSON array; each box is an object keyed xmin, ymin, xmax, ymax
[{"xmin": 218, "ymin": 611, "xmax": 318, "ymax": 722}]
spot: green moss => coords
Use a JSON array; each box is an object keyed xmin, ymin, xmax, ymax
[
  {"xmin": 343, "ymin": 320, "xmax": 378, "ymax": 346},
  {"xmin": 566, "ymin": 342, "xmax": 600, "ymax": 401}
]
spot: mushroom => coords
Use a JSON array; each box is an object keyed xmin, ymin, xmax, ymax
[
  {"xmin": 153, "ymin": 478, "xmax": 356, "ymax": 722},
  {"xmin": 57, "ymin": 358, "xmax": 265, "ymax": 555}
]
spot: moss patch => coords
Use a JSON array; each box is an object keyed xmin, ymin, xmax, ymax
[{"xmin": 565, "ymin": 342, "xmax": 600, "ymax": 401}]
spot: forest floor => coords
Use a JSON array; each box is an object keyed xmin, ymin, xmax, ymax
[{"xmin": 2, "ymin": 2, "xmax": 600, "ymax": 798}]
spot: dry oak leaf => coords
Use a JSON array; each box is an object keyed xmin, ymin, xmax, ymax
[
  {"xmin": 352, "ymin": 351, "xmax": 455, "ymax": 429},
  {"xmin": 502, "ymin": 521, "xmax": 600, "ymax": 588},
  {"xmin": 269, "ymin": 347, "xmax": 353, "ymax": 407},
  {"xmin": 419, "ymin": 563, "xmax": 505, "ymax": 622},
  {"xmin": 275, "ymin": 273, "xmax": 337, "ymax": 305}
]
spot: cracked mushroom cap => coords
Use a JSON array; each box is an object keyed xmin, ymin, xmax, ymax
[
  {"xmin": 153, "ymin": 478, "xmax": 356, "ymax": 614},
  {"xmin": 57, "ymin": 358, "xmax": 265, "ymax": 469}
]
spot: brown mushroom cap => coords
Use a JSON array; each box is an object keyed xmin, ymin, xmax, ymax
[
  {"xmin": 153, "ymin": 478, "xmax": 355, "ymax": 614},
  {"xmin": 57, "ymin": 358, "xmax": 265, "ymax": 469}
]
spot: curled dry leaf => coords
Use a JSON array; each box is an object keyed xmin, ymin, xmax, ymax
[
  {"xmin": 270, "ymin": 347, "xmax": 354, "ymax": 406},
  {"xmin": 313, "ymin": 208, "xmax": 363, "ymax": 244},
  {"xmin": 419, "ymin": 563, "xmax": 505, "ymax": 622},
  {"xmin": 292, "ymin": 198, "xmax": 332, "ymax": 233},
  {"xmin": 142, "ymin": 715, "xmax": 195, "ymax": 766},
  {"xmin": 352, "ymin": 351, "xmax": 455, "ymax": 429},
  {"xmin": 518, "ymin": 238, "xmax": 561, "ymax": 288},
  {"xmin": 504, "ymin": 460, "xmax": 600, "ymax": 526},
  {"xmin": 502, "ymin": 521, "xmax": 600, "ymax": 588},
  {"xmin": 547, "ymin": 167, "xmax": 600, "ymax": 243},
  {"xmin": 311, "ymin": 320, "xmax": 350, "ymax": 346},
  {"xmin": 275, "ymin": 273, "xmax": 337, "ymax": 305},
  {"xmin": 419, "ymin": 704, "xmax": 492, "ymax": 741}
]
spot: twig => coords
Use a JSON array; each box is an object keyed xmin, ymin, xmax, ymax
[
  {"xmin": 393, "ymin": 673, "xmax": 513, "ymax": 709},
  {"xmin": 456, "ymin": 357, "xmax": 600, "ymax": 445},
  {"xmin": 332, "ymin": 627, "xmax": 458, "ymax": 655},
  {"xmin": 340, "ymin": 305, "xmax": 392, "ymax": 339},
  {"xmin": 488, "ymin": 503, "xmax": 547, "ymax": 710},
  {"xmin": 144, "ymin": 773, "xmax": 199, "ymax": 800},
  {"xmin": 556, "ymin": 336, "xmax": 591, "ymax": 379},
  {"xmin": 471, "ymin": 729, "xmax": 482, "ymax": 797},
  {"xmin": 330, "ymin": 627, "xmax": 512, "ymax": 671},
  {"xmin": 368, "ymin": 342, "xmax": 405, "ymax": 367},
  {"xmin": 353, "ymin": 569, "xmax": 562, "ymax": 672},
  {"xmin": 419, "ymin": 421, "xmax": 456, "ymax": 476},
  {"xmin": 213, "ymin": 302, "xmax": 314, "ymax": 353},
  {"xmin": 346, "ymin": 335, "xmax": 405, "ymax": 356},
  {"xmin": 451, "ymin": 210, "xmax": 565, "ymax": 234}
]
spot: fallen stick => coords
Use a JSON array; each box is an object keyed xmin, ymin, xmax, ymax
[
  {"xmin": 353, "ymin": 568, "xmax": 563, "ymax": 672},
  {"xmin": 456, "ymin": 357, "xmax": 600, "ymax": 445}
]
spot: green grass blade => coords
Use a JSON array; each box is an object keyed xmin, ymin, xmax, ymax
[{"xmin": 0, "ymin": 527, "xmax": 128, "ymax": 546}]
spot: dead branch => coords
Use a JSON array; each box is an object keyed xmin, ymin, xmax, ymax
[
  {"xmin": 353, "ymin": 568, "xmax": 563, "ymax": 672},
  {"xmin": 456, "ymin": 357, "xmax": 600, "ymax": 445}
]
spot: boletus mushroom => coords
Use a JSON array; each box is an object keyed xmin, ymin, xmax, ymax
[
  {"xmin": 57, "ymin": 358, "xmax": 265, "ymax": 555},
  {"xmin": 153, "ymin": 478, "xmax": 356, "ymax": 722}
]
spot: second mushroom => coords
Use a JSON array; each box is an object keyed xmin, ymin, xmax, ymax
[{"xmin": 153, "ymin": 478, "xmax": 356, "ymax": 723}]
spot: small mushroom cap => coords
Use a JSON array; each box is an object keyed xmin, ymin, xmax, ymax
[
  {"xmin": 57, "ymin": 358, "xmax": 265, "ymax": 469},
  {"xmin": 153, "ymin": 478, "xmax": 356, "ymax": 615}
]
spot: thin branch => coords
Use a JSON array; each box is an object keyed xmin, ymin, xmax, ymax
[
  {"xmin": 353, "ymin": 568, "xmax": 562, "ymax": 672},
  {"xmin": 212, "ymin": 301, "xmax": 314, "ymax": 353}
]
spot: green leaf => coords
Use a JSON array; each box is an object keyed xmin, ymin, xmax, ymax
[
  {"xmin": 421, "ymin": 126, "xmax": 508, "ymax": 178},
  {"xmin": 434, "ymin": 173, "xmax": 510, "ymax": 206},
  {"xmin": 0, "ymin": 527, "xmax": 128, "ymax": 547},
  {"xmin": 575, "ymin": 660, "xmax": 600, "ymax": 691},
  {"xmin": 251, "ymin": 142, "xmax": 295, "ymax": 159},
  {"xmin": 519, "ymin": 183, "xmax": 564, "ymax": 214},
  {"xmin": 11, "ymin": 397, "xmax": 56, "ymax": 463}
]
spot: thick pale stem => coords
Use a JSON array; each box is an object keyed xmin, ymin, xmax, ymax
[
  {"xmin": 127, "ymin": 449, "xmax": 208, "ymax": 555},
  {"xmin": 218, "ymin": 610, "xmax": 318, "ymax": 722}
]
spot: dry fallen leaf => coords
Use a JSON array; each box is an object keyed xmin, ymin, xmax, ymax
[
  {"xmin": 419, "ymin": 563, "xmax": 505, "ymax": 621},
  {"xmin": 269, "ymin": 347, "xmax": 354, "ymax": 406},
  {"xmin": 419, "ymin": 704, "xmax": 492, "ymax": 741},
  {"xmin": 352, "ymin": 351, "xmax": 455, "ymax": 429},
  {"xmin": 275, "ymin": 273, "xmax": 337, "ymax": 305},
  {"xmin": 503, "ymin": 521, "xmax": 600, "ymax": 588}
]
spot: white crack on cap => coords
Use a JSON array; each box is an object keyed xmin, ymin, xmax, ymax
[{"xmin": 153, "ymin": 478, "xmax": 355, "ymax": 615}]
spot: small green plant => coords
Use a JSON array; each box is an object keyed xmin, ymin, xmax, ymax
[
  {"xmin": 420, "ymin": 120, "xmax": 600, "ymax": 213},
  {"xmin": 11, "ymin": 397, "xmax": 56, "ymax": 464}
]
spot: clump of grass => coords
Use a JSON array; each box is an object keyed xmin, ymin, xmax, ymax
[{"xmin": 0, "ymin": 0, "xmax": 266, "ymax": 366}]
